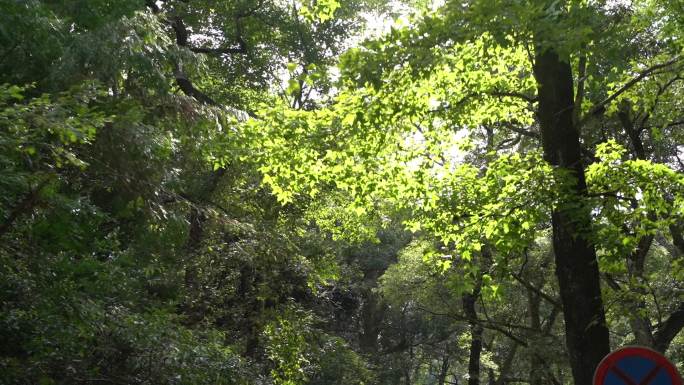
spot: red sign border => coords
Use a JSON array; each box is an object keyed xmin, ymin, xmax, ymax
[{"xmin": 594, "ymin": 346, "xmax": 683, "ymax": 385}]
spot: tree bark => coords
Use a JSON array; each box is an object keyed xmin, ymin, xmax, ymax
[
  {"xmin": 494, "ymin": 344, "xmax": 519, "ymax": 385},
  {"xmin": 359, "ymin": 290, "xmax": 386, "ymax": 353},
  {"xmin": 527, "ymin": 288, "xmax": 543, "ymax": 385},
  {"xmin": 654, "ymin": 302, "xmax": 684, "ymax": 353},
  {"xmin": 669, "ymin": 224, "xmax": 684, "ymax": 257},
  {"xmin": 463, "ymin": 284, "xmax": 483, "ymax": 385},
  {"xmin": 437, "ymin": 351, "xmax": 451, "ymax": 385},
  {"xmin": 533, "ymin": 47, "xmax": 610, "ymax": 385},
  {"xmin": 626, "ymin": 234, "xmax": 657, "ymax": 347}
]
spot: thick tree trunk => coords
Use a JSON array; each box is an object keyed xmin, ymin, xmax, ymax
[
  {"xmin": 532, "ymin": 47, "xmax": 610, "ymax": 385},
  {"xmin": 359, "ymin": 291, "xmax": 386, "ymax": 353}
]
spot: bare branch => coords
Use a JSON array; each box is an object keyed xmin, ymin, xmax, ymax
[
  {"xmin": 501, "ymin": 123, "xmax": 540, "ymax": 139},
  {"xmin": 511, "ymin": 272, "xmax": 562, "ymax": 310},
  {"xmin": 487, "ymin": 90, "xmax": 538, "ymax": 103}
]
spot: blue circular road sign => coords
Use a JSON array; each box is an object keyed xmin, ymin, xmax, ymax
[{"xmin": 594, "ymin": 346, "xmax": 682, "ymax": 385}]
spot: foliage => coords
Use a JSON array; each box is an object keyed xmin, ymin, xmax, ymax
[{"xmin": 2, "ymin": 1, "xmax": 684, "ymax": 385}]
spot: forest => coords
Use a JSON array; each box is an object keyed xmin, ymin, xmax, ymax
[{"xmin": 0, "ymin": 0, "xmax": 683, "ymax": 384}]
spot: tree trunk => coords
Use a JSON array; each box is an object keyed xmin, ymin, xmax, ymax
[
  {"xmin": 527, "ymin": 289, "xmax": 544, "ymax": 385},
  {"xmin": 181, "ymin": 168, "xmax": 226, "ymax": 322},
  {"xmin": 463, "ymin": 288, "xmax": 483, "ymax": 385},
  {"xmin": 494, "ymin": 344, "xmax": 519, "ymax": 385},
  {"xmin": 462, "ymin": 249, "xmax": 495, "ymax": 385},
  {"xmin": 627, "ymin": 236, "xmax": 658, "ymax": 347},
  {"xmin": 405, "ymin": 343, "xmax": 414, "ymax": 385},
  {"xmin": 437, "ymin": 351, "xmax": 450, "ymax": 385},
  {"xmin": 359, "ymin": 291, "xmax": 386, "ymax": 353},
  {"xmin": 533, "ymin": 47, "xmax": 610, "ymax": 385}
]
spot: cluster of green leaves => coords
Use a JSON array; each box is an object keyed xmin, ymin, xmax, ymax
[
  {"xmin": 588, "ymin": 141, "xmax": 684, "ymax": 263},
  {"xmin": 0, "ymin": 1, "xmax": 412, "ymax": 385},
  {"xmin": 247, "ymin": 0, "xmax": 684, "ymax": 381},
  {"xmin": 3, "ymin": 0, "xmax": 684, "ymax": 384},
  {"xmin": 265, "ymin": 307, "xmax": 313, "ymax": 385},
  {"xmin": 0, "ymin": 81, "xmax": 250, "ymax": 385},
  {"xmin": 263, "ymin": 299, "xmax": 379, "ymax": 385},
  {"xmin": 252, "ymin": 38, "xmax": 555, "ymax": 295},
  {"xmin": 0, "ymin": 250, "xmax": 247, "ymax": 384}
]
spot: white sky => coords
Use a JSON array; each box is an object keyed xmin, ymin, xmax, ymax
[{"xmin": 361, "ymin": 0, "xmax": 446, "ymax": 39}]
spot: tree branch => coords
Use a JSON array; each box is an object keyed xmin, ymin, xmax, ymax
[
  {"xmin": 579, "ymin": 56, "xmax": 682, "ymax": 127},
  {"xmin": 573, "ymin": 49, "xmax": 587, "ymax": 126},
  {"xmin": 167, "ymin": 15, "xmax": 222, "ymax": 106},
  {"xmin": 654, "ymin": 302, "xmax": 684, "ymax": 353},
  {"xmin": 0, "ymin": 179, "xmax": 50, "ymax": 237},
  {"xmin": 602, "ymin": 273, "xmax": 624, "ymax": 292},
  {"xmin": 487, "ymin": 90, "xmax": 538, "ymax": 103},
  {"xmin": 502, "ymin": 123, "xmax": 540, "ymax": 139},
  {"xmin": 174, "ymin": 70, "xmax": 219, "ymax": 105},
  {"xmin": 511, "ymin": 272, "xmax": 562, "ymax": 310},
  {"xmin": 189, "ymin": 45, "xmax": 246, "ymax": 55},
  {"xmin": 189, "ymin": 15, "xmax": 249, "ymax": 56}
]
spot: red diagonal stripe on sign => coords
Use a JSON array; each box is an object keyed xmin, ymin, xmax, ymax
[
  {"xmin": 638, "ymin": 366, "xmax": 662, "ymax": 385},
  {"xmin": 611, "ymin": 366, "xmax": 638, "ymax": 385},
  {"xmin": 610, "ymin": 364, "xmax": 663, "ymax": 385}
]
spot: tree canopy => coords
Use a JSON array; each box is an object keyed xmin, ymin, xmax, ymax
[{"xmin": 1, "ymin": 1, "xmax": 683, "ymax": 385}]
